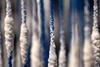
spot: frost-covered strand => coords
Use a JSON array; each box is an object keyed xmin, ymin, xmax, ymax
[
  {"xmin": 91, "ymin": 0, "xmax": 100, "ymax": 66},
  {"xmin": 48, "ymin": 0, "xmax": 57, "ymax": 65},
  {"xmin": 5, "ymin": 0, "xmax": 14, "ymax": 58},
  {"xmin": 48, "ymin": 32, "xmax": 57, "ymax": 67},
  {"xmin": 83, "ymin": 0, "xmax": 93, "ymax": 67},
  {"xmin": 31, "ymin": 0, "xmax": 43, "ymax": 67},
  {"xmin": 20, "ymin": 0, "xmax": 29, "ymax": 65},
  {"xmin": 20, "ymin": 22, "xmax": 29, "ymax": 65},
  {"xmin": 58, "ymin": 0, "xmax": 67, "ymax": 67},
  {"xmin": 4, "ymin": 0, "xmax": 14, "ymax": 67},
  {"xmin": 21, "ymin": 0, "xmax": 26, "ymax": 24}
]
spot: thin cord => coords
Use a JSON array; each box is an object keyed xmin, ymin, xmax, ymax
[{"xmin": 48, "ymin": 0, "xmax": 57, "ymax": 67}]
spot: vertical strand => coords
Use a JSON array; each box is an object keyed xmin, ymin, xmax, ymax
[
  {"xmin": 4, "ymin": 0, "xmax": 14, "ymax": 67},
  {"xmin": 58, "ymin": 0, "xmax": 67, "ymax": 67},
  {"xmin": 91, "ymin": 0, "xmax": 100, "ymax": 66},
  {"xmin": 83, "ymin": 0, "xmax": 93, "ymax": 67},
  {"xmin": 68, "ymin": 0, "xmax": 80, "ymax": 66},
  {"xmin": 48, "ymin": 0, "xmax": 57, "ymax": 67},
  {"xmin": 20, "ymin": 0, "xmax": 29, "ymax": 66},
  {"xmin": 68, "ymin": 12, "xmax": 80, "ymax": 67},
  {"xmin": 31, "ymin": 0, "xmax": 44, "ymax": 67},
  {"xmin": 38, "ymin": 0, "xmax": 46, "ymax": 66}
]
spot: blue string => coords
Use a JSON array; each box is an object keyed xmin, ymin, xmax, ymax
[
  {"xmin": 23, "ymin": 46, "xmax": 31, "ymax": 67},
  {"xmin": 59, "ymin": 0, "xmax": 63, "ymax": 35},
  {"xmin": 50, "ymin": 0, "xmax": 54, "ymax": 33},
  {"xmin": 39, "ymin": 0, "xmax": 48, "ymax": 67},
  {"xmin": 8, "ymin": 55, "xmax": 12, "ymax": 67}
]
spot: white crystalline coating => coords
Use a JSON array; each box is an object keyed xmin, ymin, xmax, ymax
[
  {"xmin": 83, "ymin": 0, "xmax": 93, "ymax": 67},
  {"xmin": 4, "ymin": 15, "xmax": 14, "ymax": 57},
  {"xmin": 58, "ymin": 31, "xmax": 67, "ymax": 67},
  {"xmin": 20, "ymin": 22, "xmax": 29, "ymax": 64},
  {"xmin": 91, "ymin": 0, "xmax": 100, "ymax": 66},
  {"xmin": 31, "ymin": 33, "xmax": 43, "ymax": 67},
  {"xmin": 5, "ymin": 0, "xmax": 14, "ymax": 58},
  {"xmin": 48, "ymin": 32, "xmax": 57, "ymax": 67}
]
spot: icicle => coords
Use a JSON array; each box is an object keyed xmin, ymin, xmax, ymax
[
  {"xmin": 83, "ymin": 0, "xmax": 93, "ymax": 67},
  {"xmin": 58, "ymin": 0, "xmax": 67, "ymax": 67},
  {"xmin": 48, "ymin": 0, "xmax": 57, "ymax": 67},
  {"xmin": 91, "ymin": 0, "xmax": 100, "ymax": 66},
  {"xmin": 31, "ymin": 0, "xmax": 44, "ymax": 67},
  {"xmin": 4, "ymin": 0, "xmax": 14, "ymax": 67},
  {"xmin": 20, "ymin": 0, "xmax": 29, "ymax": 66}
]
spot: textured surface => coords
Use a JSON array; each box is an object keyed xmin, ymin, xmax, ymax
[
  {"xmin": 20, "ymin": 22, "xmax": 29, "ymax": 65},
  {"xmin": 91, "ymin": 0, "xmax": 100, "ymax": 66}
]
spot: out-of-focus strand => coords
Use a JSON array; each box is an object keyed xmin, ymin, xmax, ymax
[
  {"xmin": 48, "ymin": 0, "xmax": 57, "ymax": 67},
  {"xmin": 58, "ymin": 0, "xmax": 67, "ymax": 67},
  {"xmin": 83, "ymin": 0, "xmax": 93, "ymax": 67}
]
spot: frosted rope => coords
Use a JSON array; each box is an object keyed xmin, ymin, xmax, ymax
[
  {"xmin": 20, "ymin": 0, "xmax": 29, "ymax": 65},
  {"xmin": 20, "ymin": 22, "xmax": 29, "ymax": 65},
  {"xmin": 91, "ymin": 0, "xmax": 100, "ymax": 66},
  {"xmin": 83, "ymin": 0, "xmax": 93, "ymax": 67},
  {"xmin": 48, "ymin": 0, "xmax": 57, "ymax": 67},
  {"xmin": 4, "ymin": 0, "xmax": 14, "ymax": 67}
]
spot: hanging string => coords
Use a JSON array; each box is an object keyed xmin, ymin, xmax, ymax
[
  {"xmin": 58, "ymin": 0, "xmax": 67, "ymax": 67},
  {"xmin": 48, "ymin": 0, "xmax": 57, "ymax": 67},
  {"xmin": 83, "ymin": 0, "xmax": 93, "ymax": 67},
  {"xmin": 4, "ymin": 0, "xmax": 14, "ymax": 67},
  {"xmin": 91, "ymin": 0, "xmax": 100, "ymax": 66},
  {"xmin": 31, "ymin": 0, "xmax": 43, "ymax": 67},
  {"xmin": 20, "ymin": 0, "xmax": 29, "ymax": 66}
]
